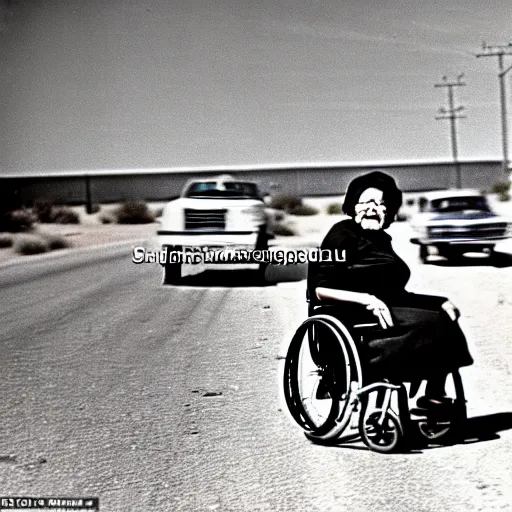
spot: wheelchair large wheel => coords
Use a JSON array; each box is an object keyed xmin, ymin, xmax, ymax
[
  {"xmin": 359, "ymin": 408, "xmax": 403, "ymax": 453},
  {"xmin": 415, "ymin": 370, "xmax": 467, "ymax": 443},
  {"xmin": 283, "ymin": 315, "xmax": 363, "ymax": 441}
]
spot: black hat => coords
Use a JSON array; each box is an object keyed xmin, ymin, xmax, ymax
[{"xmin": 342, "ymin": 171, "xmax": 403, "ymax": 228}]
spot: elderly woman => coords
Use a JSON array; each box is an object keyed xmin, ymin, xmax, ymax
[{"xmin": 309, "ymin": 171, "xmax": 473, "ymax": 410}]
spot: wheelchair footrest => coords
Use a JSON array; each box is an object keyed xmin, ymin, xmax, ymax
[{"xmin": 409, "ymin": 407, "xmax": 454, "ymax": 421}]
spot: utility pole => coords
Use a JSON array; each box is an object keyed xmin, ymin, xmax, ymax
[
  {"xmin": 435, "ymin": 74, "xmax": 466, "ymax": 189},
  {"xmin": 85, "ymin": 173, "xmax": 93, "ymax": 214},
  {"xmin": 476, "ymin": 42, "xmax": 512, "ymax": 180}
]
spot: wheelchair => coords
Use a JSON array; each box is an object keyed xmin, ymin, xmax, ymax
[{"xmin": 282, "ymin": 298, "xmax": 467, "ymax": 453}]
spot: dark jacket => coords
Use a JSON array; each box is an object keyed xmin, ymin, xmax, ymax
[{"xmin": 308, "ymin": 219, "xmax": 473, "ymax": 379}]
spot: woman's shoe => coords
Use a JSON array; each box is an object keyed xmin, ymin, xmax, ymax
[
  {"xmin": 416, "ymin": 396, "xmax": 455, "ymax": 409},
  {"xmin": 411, "ymin": 396, "xmax": 455, "ymax": 420}
]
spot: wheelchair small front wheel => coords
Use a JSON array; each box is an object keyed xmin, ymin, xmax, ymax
[
  {"xmin": 359, "ymin": 409, "xmax": 403, "ymax": 453},
  {"xmin": 417, "ymin": 419, "xmax": 452, "ymax": 441}
]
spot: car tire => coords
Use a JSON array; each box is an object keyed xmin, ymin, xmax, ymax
[
  {"xmin": 444, "ymin": 248, "xmax": 464, "ymax": 263},
  {"xmin": 162, "ymin": 262, "xmax": 182, "ymax": 285},
  {"xmin": 162, "ymin": 246, "xmax": 183, "ymax": 285},
  {"xmin": 489, "ymin": 247, "xmax": 507, "ymax": 266},
  {"xmin": 255, "ymin": 225, "xmax": 269, "ymax": 280},
  {"xmin": 255, "ymin": 225, "xmax": 269, "ymax": 251},
  {"xmin": 419, "ymin": 245, "xmax": 429, "ymax": 264}
]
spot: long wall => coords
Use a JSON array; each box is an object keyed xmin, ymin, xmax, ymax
[{"xmin": 0, "ymin": 160, "xmax": 505, "ymax": 208}]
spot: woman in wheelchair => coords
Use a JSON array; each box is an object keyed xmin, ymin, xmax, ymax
[{"xmin": 309, "ymin": 171, "xmax": 473, "ymax": 415}]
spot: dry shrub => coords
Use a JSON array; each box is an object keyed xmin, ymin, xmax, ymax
[
  {"xmin": 492, "ymin": 181, "xmax": 511, "ymax": 201},
  {"xmin": 268, "ymin": 194, "xmax": 318, "ymax": 216},
  {"xmin": 272, "ymin": 223, "xmax": 296, "ymax": 236},
  {"xmin": 33, "ymin": 199, "xmax": 54, "ymax": 223},
  {"xmin": 50, "ymin": 207, "xmax": 80, "ymax": 224},
  {"xmin": 289, "ymin": 204, "xmax": 318, "ymax": 216},
  {"xmin": 13, "ymin": 234, "xmax": 50, "ymax": 255},
  {"xmin": 115, "ymin": 200, "xmax": 155, "ymax": 224},
  {"xmin": 268, "ymin": 194, "xmax": 303, "ymax": 213},
  {"xmin": 98, "ymin": 212, "xmax": 116, "ymax": 224},
  {"xmin": 39, "ymin": 233, "xmax": 71, "ymax": 250},
  {"xmin": 326, "ymin": 203, "xmax": 342, "ymax": 215},
  {"xmin": 33, "ymin": 200, "xmax": 80, "ymax": 224},
  {"xmin": 2, "ymin": 209, "xmax": 36, "ymax": 232},
  {"xmin": 0, "ymin": 233, "xmax": 14, "ymax": 248}
]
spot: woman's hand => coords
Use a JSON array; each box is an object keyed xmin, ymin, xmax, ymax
[
  {"xmin": 315, "ymin": 288, "xmax": 393, "ymax": 329},
  {"xmin": 365, "ymin": 295, "xmax": 394, "ymax": 329},
  {"xmin": 441, "ymin": 300, "xmax": 460, "ymax": 321}
]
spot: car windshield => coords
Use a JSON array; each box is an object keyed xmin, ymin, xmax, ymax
[
  {"xmin": 429, "ymin": 196, "xmax": 491, "ymax": 213},
  {"xmin": 185, "ymin": 181, "xmax": 260, "ymax": 198}
]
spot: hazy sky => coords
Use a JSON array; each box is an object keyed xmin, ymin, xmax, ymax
[{"xmin": 1, "ymin": 0, "xmax": 511, "ymax": 174}]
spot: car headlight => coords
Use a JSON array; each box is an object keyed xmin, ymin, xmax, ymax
[
  {"xmin": 413, "ymin": 226, "xmax": 428, "ymax": 237},
  {"xmin": 160, "ymin": 204, "xmax": 184, "ymax": 229},
  {"xmin": 242, "ymin": 207, "xmax": 265, "ymax": 222},
  {"xmin": 242, "ymin": 206, "xmax": 261, "ymax": 214}
]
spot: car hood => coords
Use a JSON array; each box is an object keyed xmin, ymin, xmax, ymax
[
  {"xmin": 429, "ymin": 210, "xmax": 498, "ymax": 221},
  {"xmin": 411, "ymin": 210, "xmax": 510, "ymax": 226},
  {"xmin": 166, "ymin": 197, "xmax": 264, "ymax": 209}
]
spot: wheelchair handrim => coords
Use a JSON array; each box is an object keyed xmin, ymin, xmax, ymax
[{"xmin": 283, "ymin": 316, "xmax": 363, "ymax": 439}]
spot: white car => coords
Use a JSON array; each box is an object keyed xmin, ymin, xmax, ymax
[
  {"xmin": 157, "ymin": 175, "xmax": 268, "ymax": 283},
  {"xmin": 409, "ymin": 189, "xmax": 512, "ymax": 263}
]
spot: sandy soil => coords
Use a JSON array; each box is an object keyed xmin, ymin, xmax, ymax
[
  {"xmin": 0, "ymin": 222, "xmax": 158, "ymax": 265},
  {"xmin": 1, "ymin": 194, "xmax": 510, "ymax": 266}
]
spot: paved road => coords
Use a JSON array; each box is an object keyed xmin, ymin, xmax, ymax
[{"xmin": 1, "ymin": 224, "xmax": 512, "ymax": 511}]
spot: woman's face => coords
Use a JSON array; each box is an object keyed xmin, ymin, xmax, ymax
[{"xmin": 354, "ymin": 187, "xmax": 386, "ymax": 230}]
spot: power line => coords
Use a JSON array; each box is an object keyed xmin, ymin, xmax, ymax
[
  {"xmin": 435, "ymin": 74, "xmax": 466, "ymax": 189},
  {"xmin": 476, "ymin": 42, "xmax": 512, "ymax": 180}
]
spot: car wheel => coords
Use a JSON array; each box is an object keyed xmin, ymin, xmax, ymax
[
  {"xmin": 255, "ymin": 225, "xmax": 269, "ymax": 279},
  {"xmin": 444, "ymin": 248, "xmax": 464, "ymax": 263},
  {"xmin": 162, "ymin": 262, "xmax": 182, "ymax": 285},
  {"xmin": 419, "ymin": 245, "xmax": 429, "ymax": 264},
  {"xmin": 489, "ymin": 247, "xmax": 507, "ymax": 266},
  {"xmin": 255, "ymin": 225, "xmax": 269, "ymax": 250}
]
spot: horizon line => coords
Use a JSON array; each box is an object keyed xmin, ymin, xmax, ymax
[{"xmin": 0, "ymin": 157, "xmax": 507, "ymax": 179}]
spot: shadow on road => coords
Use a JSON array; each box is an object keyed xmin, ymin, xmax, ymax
[
  {"xmin": 460, "ymin": 412, "xmax": 512, "ymax": 444},
  {"xmin": 179, "ymin": 269, "xmax": 272, "ymax": 287},
  {"xmin": 306, "ymin": 412, "xmax": 512, "ymax": 454},
  {"xmin": 170, "ymin": 263, "xmax": 309, "ymax": 288}
]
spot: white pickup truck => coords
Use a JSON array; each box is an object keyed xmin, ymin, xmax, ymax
[{"xmin": 157, "ymin": 175, "xmax": 269, "ymax": 283}]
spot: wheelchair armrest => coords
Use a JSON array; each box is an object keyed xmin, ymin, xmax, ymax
[
  {"xmin": 309, "ymin": 301, "xmax": 381, "ymax": 329},
  {"xmin": 352, "ymin": 323, "xmax": 380, "ymax": 329}
]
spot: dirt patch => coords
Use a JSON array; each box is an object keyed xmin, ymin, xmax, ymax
[{"xmin": 0, "ymin": 223, "xmax": 157, "ymax": 265}]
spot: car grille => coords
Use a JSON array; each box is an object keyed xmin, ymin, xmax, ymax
[
  {"xmin": 184, "ymin": 209, "xmax": 226, "ymax": 230},
  {"xmin": 428, "ymin": 223, "xmax": 507, "ymax": 239}
]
